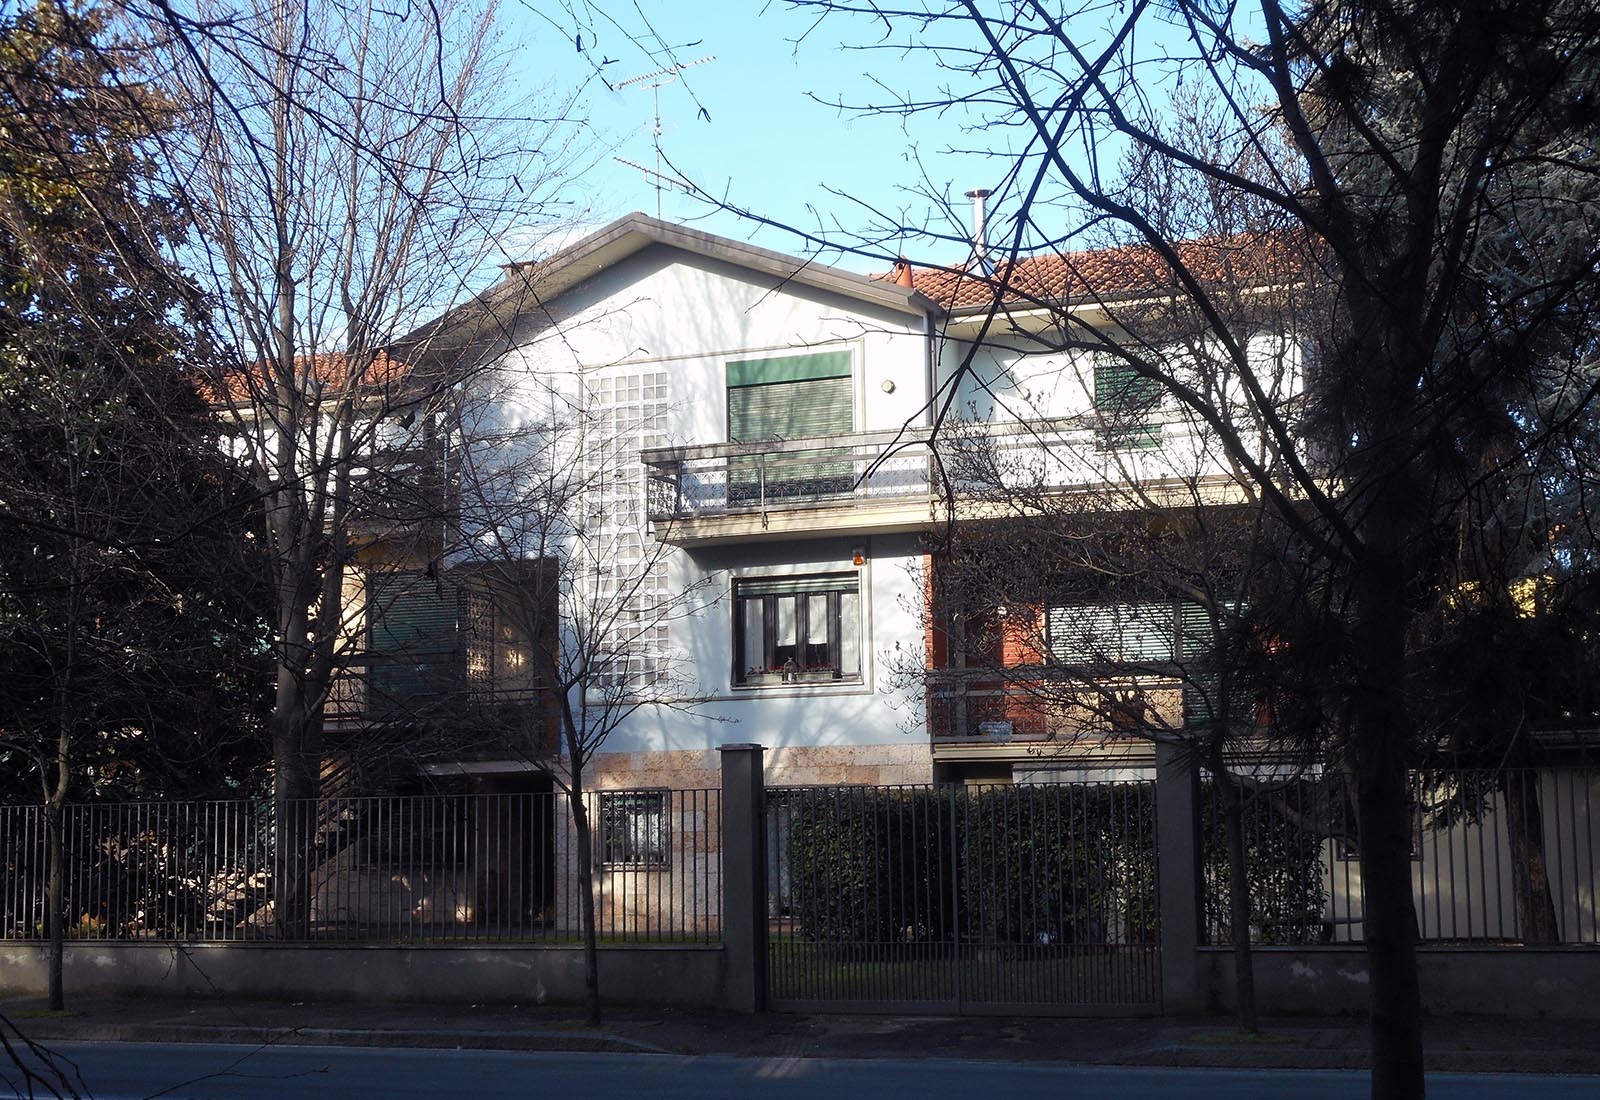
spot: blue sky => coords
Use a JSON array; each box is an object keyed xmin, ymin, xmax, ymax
[{"xmin": 513, "ymin": 1, "xmax": 1011, "ymax": 273}]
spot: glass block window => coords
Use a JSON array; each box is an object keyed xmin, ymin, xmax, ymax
[{"xmin": 585, "ymin": 370, "xmax": 671, "ymax": 689}]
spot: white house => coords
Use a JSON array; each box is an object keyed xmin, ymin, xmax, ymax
[{"xmin": 334, "ymin": 210, "xmax": 1295, "ymax": 799}]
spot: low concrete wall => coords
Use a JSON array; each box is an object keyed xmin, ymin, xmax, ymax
[
  {"xmin": 1199, "ymin": 946, "xmax": 1600, "ymax": 1019},
  {"xmin": 0, "ymin": 942, "xmax": 726, "ymax": 1010}
]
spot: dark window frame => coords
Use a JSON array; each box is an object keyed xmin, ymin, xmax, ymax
[{"xmin": 731, "ymin": 574, "xmax": 862, "ymax": 687}]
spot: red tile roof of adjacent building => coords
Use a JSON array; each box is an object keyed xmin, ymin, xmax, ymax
[
  {"xmin": 210, "ymin": 351, "xmax": 412, "ymax": 404},
  {"xmin": 892, "ymin": 232, "xmax": 1299, "ymax": 312}
]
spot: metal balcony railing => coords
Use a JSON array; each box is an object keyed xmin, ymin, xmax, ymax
[
  {"xmin": 347, "ymin": 443, "xmax": 458, "ymax": 527},
  {"xmin": 325, "ymin": 657, "xmax": 552, "ymax": 731},
  {"xmin": 642, "ymin": 416, "xmax": 1251, "ymax": 525}
]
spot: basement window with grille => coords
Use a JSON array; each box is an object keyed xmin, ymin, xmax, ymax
[
  {"xmin": 733, "ymin": 574, "xmax": 862, "ymax": 687},
  {"xmin": 600, "ymin": 789, "xmax": 669, "ymax": 868}
]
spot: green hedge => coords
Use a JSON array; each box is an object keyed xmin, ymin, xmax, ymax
[
  {"xmin": 958, "ymin": 784, "xmax": 1157, "ymax": 947},
  {"xmin": 1200, "ymin": 781, "xmax": 1329, "ymax": 945},
  {"xmin": 783, "ymin": 781, "xmax": 1329, "ymax": 948},
  {"xmin": 781, "ymin": 784, "xmax": 1156, "ymax": 947},
  {"xmin": 783, "ymin": 788, "xmax": 950, "ymax": 943}
]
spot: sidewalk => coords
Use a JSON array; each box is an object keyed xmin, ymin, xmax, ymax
[{"xmin": 5, "ymin": 997, "xmax": 1597, "ymax": 1075}]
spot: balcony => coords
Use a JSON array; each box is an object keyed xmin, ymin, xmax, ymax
[
  {"xmin": 347, "ymin": 441, "xmax": 458, "ymax": 543},
  {"xmin": 326, "ymin": 656, "xmax": 558, "ymax": 752},
  {"xmin": 642, "ymin": 417, "xmax": 1258, "ymax": 544},
  {"xmin": 926, "ymin": 675, "xmax": 1185, "ymax": 763}
]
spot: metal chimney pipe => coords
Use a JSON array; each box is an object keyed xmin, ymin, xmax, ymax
[{"xmin": 964, "ymin": 187, "xmax": 992, "ymax": 262}]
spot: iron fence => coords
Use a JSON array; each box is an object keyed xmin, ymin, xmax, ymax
[
  {"xmin": 766, "ymin": 781, "xmax": 1160, "ymax": 1011},
  {"xmin": 0, "ymin": 788, "xmax": 721, "ymax": 945},
  {"xmin": 1201, "ymin": 767, "xmax": 1600, "ymax": 946}
]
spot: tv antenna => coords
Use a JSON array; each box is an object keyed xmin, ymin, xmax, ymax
[{"xmin": 613, "ymin": 55, "xmax": 714, "ymax": 218}]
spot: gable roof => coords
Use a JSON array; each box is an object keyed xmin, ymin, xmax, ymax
[
  {"xmin": 399, "ymin": 213, "xmax": 942, "ymax": 362},
  {"xmin": 900, "ymin": 232, "xmax": 1300, "ymax": 313}
]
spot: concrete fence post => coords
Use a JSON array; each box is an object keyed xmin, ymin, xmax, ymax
[
  {"xmin": 1155, "ymin": 738, "xmax": 1203, "ymax": 1013},
  {"xmin": 719, "ymin": 743, "xmax": 767, "ymax": 1012}
]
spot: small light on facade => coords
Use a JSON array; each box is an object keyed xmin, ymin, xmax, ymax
[
  {"xmin": 851, "ymin": 545, "xmax": 867, "ymax": 567},
  {"xmin": 881, "ymin": 379, "xmax": 896, "ymax": 394}
]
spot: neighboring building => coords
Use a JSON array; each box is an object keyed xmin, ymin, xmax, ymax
[{"xmin": 331, "ymin": 209, "xmax": 1293, "ymax": 795}]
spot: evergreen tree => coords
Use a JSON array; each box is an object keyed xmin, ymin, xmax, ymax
[{"xmin": 0, "ymin": 1, "xmax": 270, "ymax": 1007}]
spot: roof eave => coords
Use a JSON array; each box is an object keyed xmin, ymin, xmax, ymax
[
  {"xmin": 394, "ymin": 213, "xmax": 941, "ymax": 363},
  {"xmin": 500, "ymin": 213, "xmax": 941, "ymax": 319}
]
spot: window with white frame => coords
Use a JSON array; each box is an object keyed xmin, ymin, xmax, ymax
[
  {"xmin": 600, "ymin": 789, "xmax": 669, "ymax": 867},
  {"xmin": 733, "ymin": 574, "xmax": 862, "ymax": 686}
]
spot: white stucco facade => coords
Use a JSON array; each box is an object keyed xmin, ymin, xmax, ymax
[
  {"xmin": 472, "ymin": 226, "xmax": 941, "ymax": 781},
  {"xmin": 411, "ymin": 214, "xmax": 1306, "ymax": 789}
]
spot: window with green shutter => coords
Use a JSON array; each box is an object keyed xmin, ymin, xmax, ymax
[
  {"xmin": 1093, "ymin": 352, "xmax": 1162, "ymax": 450},
  {"xmin": 368, "ymin": 572, "xmax": 462, "ymax": 709},
  {"xmin": 1045, "ymin": 598, "xmax": 1250, "ymax": 727},
  {"xmin": 726, "ymin": 352, "xmax": 853, "ymax": 504},
  {"xmin": 1178, "ymin": 601, "xmax": 1252, "ymax": 727},
  {"xmin": 1046, "ymin": 602, "xmax": 1177, "ymax": 665}
]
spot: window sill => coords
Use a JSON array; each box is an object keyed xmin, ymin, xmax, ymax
[
  {"xmin": 728, "ymin": 678, "xmax": 866, "ymax": 697},
  {"xmin": 734, "ymin": 675, "xmax": 862, "ymax": 689}
]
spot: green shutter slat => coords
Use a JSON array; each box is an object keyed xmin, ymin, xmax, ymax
[
  {"xmin": 1093, "ymin": 355, "xmax": 1161, "ymax": 415},
  {"xmin": 726, "ymin": 351, "xmax": 851, "ymax": 388},
  {"xmin": 1047, "ymin": 602, "xmax": 1175, "ymax": 663},
  {"xmin": 1094, "ymin": 354, "xmax": 1163, "ymax": 449},
  {"xmin": 1179, "ymin": 602, "xmax": 1213, "ymax": 660},
  {"xmin": 727, "ymin": 372, "xmax": 853, "ymax": 501},
  {"xmin": 728, "ymin": 375, "xmax": 851, "ymax": 443},
  {"xmin": 370, "ymin": 573, "xmax": 460, "ymax": 702}
]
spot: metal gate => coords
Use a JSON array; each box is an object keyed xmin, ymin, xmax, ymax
[{"xmin": 765, "ymin": 781, "xmax": 1160, "ymax": 1015}]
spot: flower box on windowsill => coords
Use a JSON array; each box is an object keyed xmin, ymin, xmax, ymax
[{"xmin": 738, "ymin": 668, "xmax": 846, "ymax": 688}]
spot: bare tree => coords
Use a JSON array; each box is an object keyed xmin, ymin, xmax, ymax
[
  {"xmin": 429, "ymin": 338, "xmax": 715, "ymax": 1024},
  {"xmin": 763, "ymin": 2, "xmax": 1600, "ymax": 1094},
  {"xmin": 901, "ymin": 87, "xmax": 1314, "ymax": 1033},
  {"xmin": 146, "ymin": 0, "xmax": 586, "ymax": 930}
]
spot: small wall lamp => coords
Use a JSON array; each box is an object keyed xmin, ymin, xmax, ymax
[{"xmin": 851, "ymin": 545, "xmax": 867, "ymax": 567}]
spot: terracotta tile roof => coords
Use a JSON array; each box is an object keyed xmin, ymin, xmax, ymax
[
  {"xmin": 890, "ymin": 232, "xmax": 1300, "ymax": 311},
  {"xmin": 209, "ymin": 352, "xmax": 412, "ymax": 404}
]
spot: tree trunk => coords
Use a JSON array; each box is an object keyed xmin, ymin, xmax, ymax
[
  {"xmin": 271, "ymin": 678, "xmax": 321, "ymax": 940},
  {"xmin": 1217, "ymin": 768, "xmax": 1259, "ymax": 1033},
  {"xmin": 45, "ymin": 798, "xmax": 65, "ymax": 1011},
  {"xmin": 567, "ymin": 778, "xmax": 601, "ymax": 1026},
  {"xmin": 1355, "ymin": 745, "xmax": 1423, "ymax": 1100},
  {"xmin": 1346, "ymin": 492, "xmax": 1426, "ymax": 1099},
  {"xmin": 1500, "ymin": 770, "xmax": 1560, "ymax": 945}
]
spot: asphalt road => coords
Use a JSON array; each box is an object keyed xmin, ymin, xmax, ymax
[{"xmin": 5, "ymin": 1042, "xmax": 1597, "ymax": 1100}]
